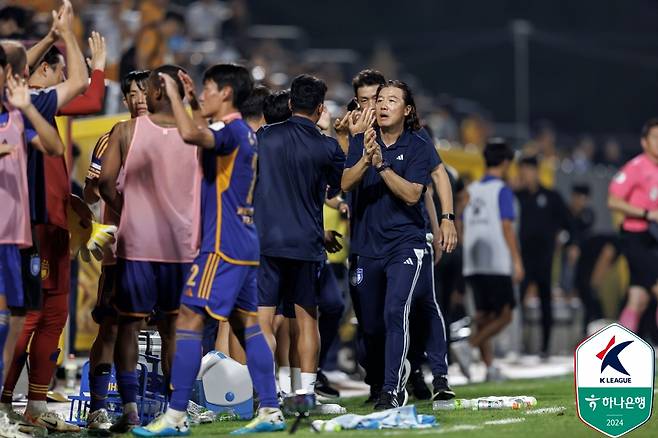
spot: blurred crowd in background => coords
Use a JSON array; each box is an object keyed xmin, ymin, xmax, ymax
[{"xmin": 3, "ymin": 0, "xmax": 655, "ymax": 363}]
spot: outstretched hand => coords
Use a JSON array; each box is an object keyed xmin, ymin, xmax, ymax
[
  {"xmin": 6, "ymin": 74, "xmax": 32, "ymax": 111},
  {"xmin": 87, "ymin": 31, "xmax": 107, "ymax": 71}
]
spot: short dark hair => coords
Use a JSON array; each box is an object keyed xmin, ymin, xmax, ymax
[
  {"xmin": 290, "ymin": 74, "xmax": 326, "ymax": 116},
  {"xmin": 164, "ymin": 10, "xmax": 185, "ymax": 25},
  {"xmin": 240, "ymin": 85, "xmax": 270, "ymax": 120},
  {"xmin": 519, "ymin": 155, "xmax": 539, "ymax": 167},
  {"xmin": 203, "ymin": 63, "xmax": 253, "ymax": 109},
  {"xmin": 641, "ymin": 118, "xmax": 658, "ymax": 138},
  {"xmin": 483, "ymin": 138, "xmax": 514, "ymax": 167},
  {"xmin": 0, "ymin": 7, "xmax": 28, "ymax": 30},
  {"xmin": 121, "ymin": 70, "xmax": 150, "ymax": 97},
  {"xmin": 352, "ymin": 69, "xmax": 386, "ymax": 96},
  {"xmin": 376, "ymin": 80, "xmax": 421, "ymax": 131},
  {"xmin": 572, "ymin": 183, "xmax": 590, "ymax": 196},
  {"xmin": 150, "ymin": 64, "xmax": 186, "ymax": 98},
  {"xmin": 263, "ymin": 89, "xmax": 291, "ymax": 124},
  {"xmin": 41, "ymin": 46, "xmax": 62, "ymax": 68},
  {"xmin": 0, "ymin": 45, "xmax": 6, "ymax": 69}
]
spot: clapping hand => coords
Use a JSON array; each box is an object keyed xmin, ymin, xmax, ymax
[
  {"xmin": 87, "ymin": 31, "xmax": 107, "ymax": 71},
  {"xmin": 348, "ymin": 107, "xmax": 375, "ymax": 136},
  {"xmin": 6, "ymin": 74, "xmax": 32, "ymax": 111}
]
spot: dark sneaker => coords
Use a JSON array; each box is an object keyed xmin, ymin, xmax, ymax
[
  {"xmin": 315, "ymin": 370, "xmax": 340, "ymax": 399},
  {"xmin": 374, "ymin": 389, "xmax": 408, "ymax": 411},
  {"xmin": 109, "ymin": 411, "xmax": 140, "ymax": 434},
  {"xmin": 364, "ymin": 384, "xmax": 382, "ymax": 404},
  {"xmin": 432, "ymin": 375, "xmax": 456, "ymax": 401},
  {"xmin": 408, "ymin": 369, "xmax": 432, "ymax": 400}
]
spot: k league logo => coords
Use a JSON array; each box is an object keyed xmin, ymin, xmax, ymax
[{"xmin": 575, "ymin": 323, "xmax": 655, "ymax": 437}]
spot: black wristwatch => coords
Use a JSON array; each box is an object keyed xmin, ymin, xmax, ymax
[
  {"xmin": 441, "ymin": 213, "xmax": 456, "ymax": 221},
  {"xmin": 375, "ymin": 161, "xmax": 391, "ymax": 173}
]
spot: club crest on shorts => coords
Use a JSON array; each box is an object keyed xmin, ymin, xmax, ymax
[
  {"xmin": 40, "ymin": 259, "xmax": 49, "ymax": 280},
  {"xmin": 350, "ymin": 268, "xmax": 363, "ymax": 286},
  {"xmin": 575, "ymin": 323, "xmax": 654, "ymax": 437},
  {"xmin": 30, "ymin": 255, "xmax": 41, "ymax": 278}
]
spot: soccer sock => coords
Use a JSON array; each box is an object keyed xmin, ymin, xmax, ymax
[
  {"xmin": 25, "ymin": 400, "xmax": 47, "ymax": 416},
  {"xmin": 116, "ymin": 370, "xmax": 139, "ymax": 407},
  {"xmin": 0, "ymin": 311, "xmax": 9, "ymax": 388},
  {"xmin": 244, "ymin": 325, "xmax": 278, "ymax": 408},
  {"xmin": 28, "ymin": 293, "xmax": 68, "ymax": 402},
  {"xmin": 619, "ymin": 308, "xmax": 640, "ymax": 333},
  {"xmin": 89, "ymin": 363, "xmax": 112, "ymax": 413},
  {"xmin": 278, "ymin": 366, "xmax": 291, "ymax": 394},
  {"xmin": 169, "ymin": 329, "xmax": 203, "ymax": 412},
  {"xmin": 300, "ymin": 372, "xmax": 317, "ymax": 394},
  {"xmin": 291, "ymin": 367, "xmax": 302, "ymax": 393},
  {"xmin": 1, "ymin": 311, "xmax": 39, "ymax": 403}
]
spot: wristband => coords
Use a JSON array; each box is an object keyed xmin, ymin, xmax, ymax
[
  {"xmin": 441, "ymin": 213, "xmax": 456, "ymax": 221},
  {"xmin": 375, "ymin": 161, "xmax": 390, "ymax": 173}
]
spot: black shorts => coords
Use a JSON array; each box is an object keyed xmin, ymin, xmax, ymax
[
  {"xmin": 466, "ymin": 274, "xmax": 515, "ymax": 314},
  {"xmin": 92, "ymin": 264, "xmax": 118, "ymax": 324},
  {"xmin": 257, "ymin": 256, "xmax": 322, "ymax": 318},
  {"xmin": 11, "ymin": 234, "xmax": 42, "ymax": 315},
  {"xmin": 620, "ymin": 230, "xmax": 658, "ymax": 291}
]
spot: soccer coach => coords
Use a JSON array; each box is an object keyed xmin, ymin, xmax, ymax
[{"xmin": 342, "ymin": 80, "xmax": 432, "ymax": 410}]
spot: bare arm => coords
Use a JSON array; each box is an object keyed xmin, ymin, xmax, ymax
[
  {"xmin": 379, "ymin": 168, "xmax": 424, "ymax": 205},
  {"xmin": 502, "ymin": 219, "xmax": 524, "ymax": 284},
  {"xmin": 99, "ymin": 122, "xmax": 128, "ymax": 214},
  {"xmin": 83, "ymin": 179, "xmax": 100, "ymax": 204},
  {"xmin": 178, "ymin": 71, "xmax": 207, "ymax": 129},
  {"xmin": 6, "ymin": 74, "xmax": 64, "ymax": 156},
  {"xmin": 608, "ymin": 195, "xmax": 652, "ymax": 219},
  {"xmin": 161, "ymin": 73, "xmax": 214, "ymax": 148},
  {"xmin": 27, "ymin": 31, "xmax": 57, "ymax": 70},
  {"xmin": 341, "ymin": 155, "xmax": 370, "ymax": 192},
  {"xmin": 431, "ymin": 164, "xmax": 458, "ymax": 252},
  {"xmin": 424, "ymin": 186, "xmax": 442, "ymax": 264},
  {"xmin": 52, "ymin": 1, "xmax": 89, "ymax": 109}
]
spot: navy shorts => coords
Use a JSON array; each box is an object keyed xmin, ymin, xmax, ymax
[
  {"xmin": 181, "ymin": 252, "xmax": 258, "ymax": 320},
  {"xmin": 0, "ymin": 244, "xmax": 24, "ymax": 308},
  {"xmin": 258, "ymin": 256, "xmax": 322, "ymax": 318},
  {"xmin": 92, "ymin": 264, "xmax": 118, "ymax": 324},
  {"xmin": 116, "ymin": 258, "xmax": 190, "ymax": 318}
]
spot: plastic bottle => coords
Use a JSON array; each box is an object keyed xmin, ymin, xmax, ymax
[{"xmin": 65, "ymin": 355, "xmax": 77, "ymax": 389}]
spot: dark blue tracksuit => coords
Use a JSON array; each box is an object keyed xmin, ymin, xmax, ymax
[{"xmin": 346, "ymin": 129, "xmax": 431, "ymax": 393}]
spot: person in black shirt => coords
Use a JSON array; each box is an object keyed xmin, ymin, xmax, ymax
[
  {"xmin": 255, "ymin": 75, "xmax": 345, "ymax": 396},
  {"xmin": 515, "ymin": 156, "xmax": 571, "ymax": 358}
]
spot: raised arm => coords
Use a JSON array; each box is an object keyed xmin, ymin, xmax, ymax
[
  {"xmin": 178, "ymin": 70, "xmax": 208, "ymax": 129},
  {"xmin": 27, "ymin": 22, "xmax": 59, "ymax": 70},
  {"xmin": 7, "ymin": 75, "xmax": 64, "ymax": 156},
  {"xmin": 160, "ymin": 72, "xmax": 215, "ymax": 149},
  {"xmin": 51, "ymin": 0, "xmax": 89, "ymax": 109},
  {"xmin": 58, "ymin": 31, "xmax": 106, "ymax": 115}
]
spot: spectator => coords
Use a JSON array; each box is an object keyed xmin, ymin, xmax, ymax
[
  {"xmin": 572, "ymin": 135, "xmax": 596, "ymax": 172},
  {"xmin": 560, "ymin": 184, "xmax": 595, "ymax": 296},
  {"xmin": 0, "ymin": 6, "xmax": 29, "ymax": 39},
  {"xmin": 600, "ymin": 137, "xmax": 623, "ymax": 168},
  {"xmin": 185, "ymin": 0, "xmax": 232, "ymax": 41}
]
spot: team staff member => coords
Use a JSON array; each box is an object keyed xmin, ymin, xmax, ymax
[
  {"xmin": 609, "ymin": 118, "xmax": 658, "ymax": 335},
  {"xmin": 256, "ymin": 74, "xmax": 346, "ymax": 397},
  {"xmin": 452, "ymin": 139, "xmax": 523, "ymax": 381},
  {"xmin": 342, "ymin": 80, "xmax": 433, "ymax": 410},
  {"xmin": 515, "ymin": 155, "xmax": 570, "ymax": 358}
]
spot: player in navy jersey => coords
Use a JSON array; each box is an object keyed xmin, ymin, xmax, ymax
[
  {"xmin": 342, "ymin": 80, "xmax": 435, "ymax": 410},
  {"xmin": 133, "ymin": 64, "xmax": 285, "ymax": 437},
  {"xmin": 255, "ymin": 74, "xmax": 346, "ymax": 398}
]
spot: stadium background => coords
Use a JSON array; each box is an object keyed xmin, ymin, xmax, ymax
[{"xmin": 2, "ymin": 0, "xmax": 655, "ymax": 358}]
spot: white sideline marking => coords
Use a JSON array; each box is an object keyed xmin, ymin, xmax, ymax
[
  {"xmin": 525, "ymin": 406, "xmax": 567, "ymax": 415},
  {"xmin": 484, "ymin": 418, "xmax": 526, "ymax": 425}
]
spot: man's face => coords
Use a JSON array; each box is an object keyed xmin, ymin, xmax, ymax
[
  {"xmin": 641, "ymin": 126, "xmax": 658, "ymax": 161},
  {"xmin": 199, "ymin": 80, "xmax": 223, "ymax": 118},
  {"xmin": 356, "ymin": 84, "xmax": 379, "ymax": 111},
  {"xmin": 125, "ymin": 80, "xmax": 148, "ymax": 118},
  {"xmin": 570, "ymin": 192, "xmax": 588, "ymax": 213},
  {"xmin": 375, "ymin": 86, "xmax": 408, "ymax": 129},
  {"xmin": 42, "ymin": 56, "xmax": 65, "ymax": 88},
  {"xmin": 519, "ymin": 164, "xmax": 539, "ymax": 187}
]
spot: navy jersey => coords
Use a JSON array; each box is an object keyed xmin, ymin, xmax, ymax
[
  {"xmin": 25, "ymin": 88, "xmax": 58, "ymax": 223},
  {"xmin": 255, "ymin": 116, "xmax": 345, "ymax": 261},
  {"xmin": 347, "ymin": 130, "xmax": 432, "ymax": 258},
  {"xmin": 201, "ymin": 118, "xmax": 259, "ymax": 264}
]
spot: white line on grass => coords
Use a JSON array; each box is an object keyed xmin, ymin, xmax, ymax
[{"xmin": 484, "ymin": 418, "xmax": 526, "ymax": 425}]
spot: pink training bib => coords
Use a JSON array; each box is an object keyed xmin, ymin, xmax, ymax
[{"xmin": 117, "ymin": 115, "xmax": 201, "ymax": 262}]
